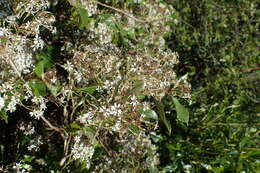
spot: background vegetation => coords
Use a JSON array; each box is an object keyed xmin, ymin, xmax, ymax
[{"xmin": 0, "ymin": 0, "xmax": 259, "ymax": 172}]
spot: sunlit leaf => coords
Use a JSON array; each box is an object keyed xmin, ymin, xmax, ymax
[
  {"xmin": 29, "ymin": 80, "xmax": 47, "ymax": 97},
  {"xmin": 34, "ymin": 61, "xmax": 44, "ymax": 78},
  {"xmin": 78, "ymin": 86, "xmax": 97, "ymax": 95},
  {"xmin": 173, "ymin": 97, "xmax": 189, "ymax": 124},
  {"xmin": 143, "ymin": 109, "xmax": 158, "ymax": 122},
  {"xmin": 128, "ymin": 124, "xmax": 141, "ymax": 134},
  {"xmin": 0, "ymin": 110, "xmax": 8, "ymax": 123}
]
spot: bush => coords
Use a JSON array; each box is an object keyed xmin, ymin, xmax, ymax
[
  {"xmin": 0, "ymin": 0, "xmax": 190, "ymax": 172},
  {"xmin": 0, "ymin": 0, "xmax": 259, "ymax": 172}
]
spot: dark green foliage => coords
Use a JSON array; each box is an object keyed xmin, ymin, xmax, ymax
[{"xmin": 158, "ymin": 0, "xmax": 259, "ymax": 172}]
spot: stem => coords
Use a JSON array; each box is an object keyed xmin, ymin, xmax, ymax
[{"xmin": 94, "ymin": 1, "xmax": 147, "ymax": 23}]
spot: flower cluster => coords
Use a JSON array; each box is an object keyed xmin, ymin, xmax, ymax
[
  {"xmin": 71, "ymin": 135, "xmax": 95, "ymax": 169},
  {"xmin": 0, "ymin": 0, "xmax": 55, "ymax": 77},
  {"xmin": 92, "ymin": 131, "xmax": 159, "ymax": 172},
  {"xmin": 0, "ymin": 0, "xmax": 191, "ymax": 172},
  {"xmin": 19, "ymin": 122, "xmax": 35, "ymax": 135},
  {"xmin": 12, "ymin": 161, "xmax": 32, "ymax": 173},
  {"xmin": 60, "ymin": 0, "xmax": 191, "ymax": 171},
  {"xmin": 0, "ymin": 81, "xmax": 20, "ymax": 113}
]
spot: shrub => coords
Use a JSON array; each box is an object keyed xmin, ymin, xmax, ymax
[{"xmin": 0, "ymin": 0, "xmax": 190, "ymax": 172}]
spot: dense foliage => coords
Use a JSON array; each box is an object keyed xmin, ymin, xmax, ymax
[
  {"xmin": 157, "ymin": 0, "xmax": 259, "ymax": 172},
  {"xmin": 0, "ymin": 0, "xmax": 259, "ymax": 172}
]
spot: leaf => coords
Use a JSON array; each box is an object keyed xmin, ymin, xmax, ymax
[
  {"xmin": 46, "ymin": 83, "xmax": 61, "ymax": 96},
  {"xmin": 92, "ymin": 144, "xmax": 105, "ymax": 161},
  {"xmin": 77, "ymin": 7, "xmax": 91, "ymax": 29},
  {"xmin": 155, "ymin": 100, "xmax": 172, "ymax": 135},
  {"xmin": 69, "ymin": 123, "xmax": 81, "ymax": 129},
  {"xmin": 173, "ymin": 97, "xmax": 189, "ymax": 124},
  {"xmin": 34, "ymin": 61, "xmax": 44, "ymax": 78},
  {"xmin": 150, "ymin": 131, "xmax": 163, "ymax": 143},
  {"xmin": 34, "ymin": 46, "xmax": 55, "ymax": 77},
  {"xmin": 65, "ymin": 123, "xmax": 81, "ymax": 133},
  {"xmin": 67, "ymin": 0, "xmax": 81, "ymax": 7},
  {"xmin": 142, "ymin": 109, "xmax": 158, "ymax": 122},
  {"xmin": 128, "ymin": 124, "xmax": 141, "ymax": 134},
  {"xmin": 0, "ymin": 110, "xmax": 8, "ymax": 123},
  {"xmin": 247, "ymin": 150, "xmax": 260, "ymax": 158},
  {"xmin": 29, "ymin": 80, "xmax": 47, "ymax": 97},
  {"xmin": 78, "ymin": 86, "xmax": 97, "ymax": 95},
  {"xmin": 23, "ymin": 155, "xmax": 35, "ymax": 162}
]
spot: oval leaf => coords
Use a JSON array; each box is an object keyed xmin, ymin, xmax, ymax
[
  {"xmin": 143, "ymin": 109, "xmax": 158, "ymax": 122},
  {"xmin": 34, "ymin": 61, "xmax": 44, "ymax": 78},
  {"xmin": 29, "ymin": 80, "xmax": 47, "ymax": 97},
  {"xmin": 173, "ymin": 97, "xmax": 189, "ymax": 124}
]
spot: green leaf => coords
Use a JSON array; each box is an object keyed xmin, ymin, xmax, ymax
[
  {"xmin": 34, "ymin": 61, "xmax": 44, "ymax": 78},
  {"xmin": 0, "ymin": 110, "xmax": 8, "ymax": 123},
  {"xmin": 78, "ymin": 86, "xmax": 97, "ymax": 95},
  {"xmin": 92, "ymin": 144, "xmax": 105, "ymax": 161},
  {"xmin": 23, "ymin": 155, "xmax": 35, "ymax": 162},
  {"xmin": 77, "ymin": 7, "xmax": 91, "ymax": 29},
  {"xmin": 124, "ymin": 80, "xmax": 143, "ymax": 98},
  {"xmin": 65, "ymin": 123, "xmax": 81, "ymax": 133},
  {"xmin": 83, "ymin": 126, "xmax": 97, "ymax": 134},
  {"xmin": 69, "ymin": 123, "xmax": 81, "ymax": 129},
  {"xmin": 155, "ymin": 100, "xmax": 172, "ymax": 135},
  {"xmin": 128, "ymin": 124, "xmax": 141, "ymax": 134},
  {"xmin": 247, "ymin": 150, "xmax": 260, "ymax": 158},
  {"xmin": 173, "ymin": 97, "xmax": 189, "ymax": 124},
  {"xmin": 34, "ymin": 46, "xmax": 55, "ymax": 77},
  {"xmin": 46, "ymin": 83, "xmax": 61, "ymax": 96},
  {"xmin": 143, "ymin": 109, "xmax": 158, "ymax": 122},
  {"xmin": 150, "ymin": 131, "xmax": 163, "ymax": 143},
  {"xmin": 29, "ymin": 80, "xmax": 47, "ymax": 97}
]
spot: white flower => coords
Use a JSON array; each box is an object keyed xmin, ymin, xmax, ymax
[
  {"xmin": 28, "ymin": 137, "xmax": 43, "ymax": 151},
  {"xmin": 183, "ymin": 164, "xmax": 192, "ymax": 173},
  {"xmin": 74, "ymin": 70, "xmax": 83, "ymax": 83},
  {"xmin": 63, "ymin": 61, "xmax": 74, "ymax": 72},
  {"xmin": 0, "ymin": 96, "xmax": 5, "ymax": 110},
  {"xmin": 78, "ymin": 112, "xmax": 94, "ymax": 124},
  {"xmin": 0, "ymin": 27, "xmax": 9, "ymax": 36},
  {"xmin": 7, "ymin": 96, "xmax": 20, "ymax": 112},
  {"xmin": 71, "ymin": 136, "xmax": 95, "ymax": 169},
  {"xmin": 29, "ymin": 110, "xmax": 44, "ymax": 119}
]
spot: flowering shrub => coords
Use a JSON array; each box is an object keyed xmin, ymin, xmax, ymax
[{"xmin": 0, "ymin": 0, "xmax": 191, "ymax": 172}]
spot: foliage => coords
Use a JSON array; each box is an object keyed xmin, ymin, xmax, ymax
[
  {"xmin": 156, "ymin": 0, "xmax": 259, "ymax": 172},
  {"xmin": 0, "ymin": 0, "xmax": 259, "ymax": 172}
]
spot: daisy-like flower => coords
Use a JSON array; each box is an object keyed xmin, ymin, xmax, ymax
[{"xmin": 0, "ymin": 96, "xmax": 4, "ymax": 110}]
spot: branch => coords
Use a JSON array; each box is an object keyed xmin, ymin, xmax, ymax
[
  {"xmin": 94, "ymin": 1, "xmax": 147, "ymax": 23},
  {"xmin": 40, "ymin": 116, "xmax": 68, "ymax": 139}
]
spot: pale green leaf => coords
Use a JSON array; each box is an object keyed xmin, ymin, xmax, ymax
[
  {"xmin": 173, "ymin": 97, "xmax": 189, "ymax": 124},
  {"xmin": 46, "ymin": 83, "xmax": 61, "ymax": 96},
  {"xmin": 78, "ymin": 86, "xmax": 97, "ymax": 95},
  {"xmin": 143, "ymin": 109, "xmax": 158, "ymax": 122}
]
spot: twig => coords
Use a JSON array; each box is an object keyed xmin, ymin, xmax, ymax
[
  {"xmin": 210, "ymin": 122, "xmax": 249, "ymax": 126},
  {"xmin": 94, "ymin": 1, "xmax": 147, "ymax": 23},
  {"xmin": 40, "ymin": 116, "xmax": 68, "ymax": 139},
  {"xmin": 240, "ymin": 67, "xmax": 260, "ymax": 72}
]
